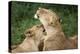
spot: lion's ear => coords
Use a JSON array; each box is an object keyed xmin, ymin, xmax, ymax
[
  {"xmin": 58, "ymin": 17, "xmax": 62, "ymax": 23},
  {"xmin": 24, "ymin": 30, "xmax": 31, "ymax": 36}
]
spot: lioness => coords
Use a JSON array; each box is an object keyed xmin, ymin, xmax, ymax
[
  {"xmin": 12, "ymin": 25, "xmax": 45, "ymax": 53},
  {"xmin": 34, "ymin": 8, "xmax": 66, "ymax": 51}
]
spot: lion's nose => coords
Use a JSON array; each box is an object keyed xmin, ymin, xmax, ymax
[
  {"xmin": 34, "ymin": 14, "xmax": 38, "ymax": 19},
  {"xmin": 38, "ymin": 7, "xmax": 42, "ymax": 9}
]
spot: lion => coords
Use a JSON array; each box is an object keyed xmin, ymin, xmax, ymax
[
  {"xmin": 34, "ymin": 8, "xmax": 78, "ymax": 51},
  {"xmin": 12, "ymin": 25, "xmax": 45, "ymax": 53}
]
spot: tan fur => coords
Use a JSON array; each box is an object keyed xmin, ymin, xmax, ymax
[
  {"xmin": 12, "ymin": 25, "xmax": 45, "ymax": 53},
  {"xmin": 65, "ymin": 35, "xmax": 78, "ymax": 49},
  {"xmin": 34, "ymin": 8, "xmax": 78, "ymax": 51}
]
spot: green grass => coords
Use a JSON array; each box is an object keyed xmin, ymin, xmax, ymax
[
  {"xmin": 11, "ymin": 17, "xmax": 41, "ymax": 45},
  {"xmin": 11, "ymin": 1, "xmax": 78, "ymax": 45}
]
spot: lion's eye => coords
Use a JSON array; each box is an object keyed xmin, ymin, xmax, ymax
[{"xmin": 37, "ymin": 26, "xmax": 39, "ymax": 28}]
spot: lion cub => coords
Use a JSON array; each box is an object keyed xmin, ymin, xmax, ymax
[{"xmin": 12, "ymin": 25, "xmax": 45, "ymax": 53}]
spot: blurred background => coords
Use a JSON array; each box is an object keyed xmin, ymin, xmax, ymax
[{"xmin": 10, "ymin": 1, "xmax": 78, "ymax": 45}]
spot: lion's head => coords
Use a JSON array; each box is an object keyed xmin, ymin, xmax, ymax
[
  {"xmin": 34, "ymin": 8, "xmax": 60, "ymax": 26},
  {"xmin": 24, "ymin": 25, "xmax": 45, "ymax": 41}
]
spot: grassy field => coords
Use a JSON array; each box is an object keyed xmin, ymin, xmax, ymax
[{"xmin": 11, "ymin": 1, "xmax": 78, "ymax": 45}]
